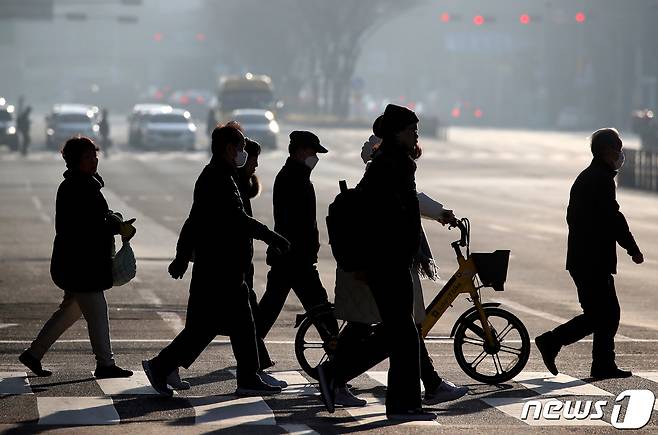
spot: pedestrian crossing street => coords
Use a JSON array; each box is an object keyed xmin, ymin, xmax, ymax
[{"xmin": 1, "ymin": 369, "xmax": 656, "ymax": 429}]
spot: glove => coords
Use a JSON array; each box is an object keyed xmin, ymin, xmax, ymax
[
  {"xmin": 266, "ymin": 231, "xmax": 290, "ymax": 256},
  {"xmin": 168, "ymin": 257, "xmax": 188, "ymax": 279},
  {"xmin": 119, "ymin": 218, "xmax": 137, "ymax": 241}
]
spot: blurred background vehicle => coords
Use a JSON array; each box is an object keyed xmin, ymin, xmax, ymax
[
  {"xmin": 230, "ymin": 109, "xmax": 279, "ymax": 149},
  {"xmin": 137, "ymin": 107, "xmax": 196, "ymax": 151},
  {"xmin": 168, "ymin": 89, "xmax": 213, "ymax": 120},
  {"xmin": 216, "ymin": 74, "xmax": 281, "ymax": 121},
  {"xmin": 127, "ymin": 104, "xmax": 173, "ymax": 147},
  {"xmin": 0, "ymin": 98, "xmax": 19, "ymax": 152},
  {"xmin": 45, "ymin": 104, "xmax": 100, "ymax": 151},
  {"xmin": 631, "ymin": 109, "xmax": 658, "ymax": 150}
]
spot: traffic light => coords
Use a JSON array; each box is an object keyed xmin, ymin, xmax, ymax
[
  {"xmin": 440, "ymin": 12, "xmax": 451, "ymax": 23},
  {"xmin": 575, "ymin": 12, "xmax": 586, "ymax": 23},
  {"xmin": 519, "ymin": 14, "xmax": 531, "ymax": 25},
  {"xmin": 473, "ymin": 15, "xmax": 485, "ymax": 26},
  {"xmin": 0, "ymin": 0, "xmax": 54, "ymax": 20},
  {"xmin": 153, "ymin": 32, "xmax": 164, "ymax": 42}
]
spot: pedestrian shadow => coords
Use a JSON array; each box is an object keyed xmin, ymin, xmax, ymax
[
  {"xmin": 182, "ymin": 367, "xmax": 236, "ymax": 387},
  {"xmin": 28, "ymin": 376, "xmax": 97, "ymax": 393}
]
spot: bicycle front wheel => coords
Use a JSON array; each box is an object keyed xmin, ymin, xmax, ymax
[
  {"xmin": 453, "ymin": 307, "xmax": 530, "ymax": 384},
  {"xmin": 294, "ymin": 314, "xmax": 338, "ymax": 380}
]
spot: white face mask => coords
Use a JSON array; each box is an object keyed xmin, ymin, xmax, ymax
[
  {"xmin": 235, "ymin": 149, "xmax": 248, "ymax": 168},
  {"xmin": 304, "ymin": 155, "xmax": 319, "ymax": 170},
  {"xmin": 613, "ymin": 151, "xmax": 625, "ymax": 170}
]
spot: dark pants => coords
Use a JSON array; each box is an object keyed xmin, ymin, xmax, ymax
[
  {"xmin": 257, "ymin": 263, "xmax": 338, "ymax": 339},
  {"xmin": 334, "ymin": 322, "xmax": 441, "ymax": 391},
  {"xmin": 334, "ymin": 266, "xmax": 421, "ymax": 412},
  {"xmin": 550, "ymin": 271, "xmax": 620, "ymax": 368},
  {"xmin": 151, "ymin": 283, "xmax": 260, "ymax": 385},
  {"xmin": 245, "ymin": 263, "xmax": 273, "ymax": 369}
]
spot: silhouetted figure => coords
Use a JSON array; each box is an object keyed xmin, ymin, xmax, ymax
[
  {"xmin": 257, "ymin": 131, "xmax": 339, "ymax": 353},
  {"xmin": 142, "ymin": 124, "xmax": 290, "ymax": 397},
  {"xmin": 19, "ymin": 137, "xmax": 135, "ymax": 379},
  {"xmin": 535, "ymin": 128, "xmax": 644, "ymax": 380},
  {"xmin": 206, "ymin": 108, "xmax": 217, "ymax": 138},
  {"xmin": 16, "ymin": 106, "xmax": 31, "ymax": 155},
  {"xmin": 318, "ymin": 104, "xmax": 434, "ymax": 421},
  {"xmin": 99, "ymin": 108, "xmax": 111, "ymax": 157}
]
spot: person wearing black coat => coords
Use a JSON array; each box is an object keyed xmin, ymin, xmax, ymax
[
  {"xmin": 142, "ymin": 124, "xmax": 290, "ymax": 397},
  {"xmin": 318, "ymin": 105, "xmax": 434, "ymax": 421},
  {"xmin": 256, "ymin": 131, "xmax": 338, "ymax": 346},
  {"xmin": 535, "ymin": 128, "xmax": 644, "ymax": 380},
  {"xmin": 19, "ymin": 137, "xmax": 135, "ymax": 379}
]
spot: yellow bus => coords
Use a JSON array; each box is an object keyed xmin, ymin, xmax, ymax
[{"xmin": 216, "ymin": 73, "xmax": 276, "ymax": 120}]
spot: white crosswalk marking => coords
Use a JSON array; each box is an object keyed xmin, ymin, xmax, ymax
[
  {"xmin": 513, "ymin": 372, "xmax": 613, "ymax": 397},
  {"xmin": 0, "ymin": 371, "xmax": 31, "ymax": 395},
  {"xmin": 37, "ymin": 397, "xmax": 120, "ymax": 425},
  {"xmin": 189, "ymin": 395, "xmax": 276, "ymax": 426},
  {"xmin": 95, "ymin": 370, "xmax": 161, "ymax": 395},
  {"xmin": 281, "ymin": 423, "xmax": 320, "ymax": 435},
  {"xmin": 635, "ymin": 372, "xmax": 658, "ymax": 410},
  {"xmin": 272, "ymin": 370, "xmax": 317, "ymax": 395},
  {"xmin": 481, "ymin": 397, "xmax": 610, "ymax": 427}
]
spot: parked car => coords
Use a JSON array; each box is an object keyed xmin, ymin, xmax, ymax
[
  {"xmin": 127, "ymin": 103, "xmax": 172, "ymax": 147},
  {"xmin": 45, "ymin": 104, "xmax": 100, "ymax": 150},
  {"xmin": 138, "ymin": 108, "xmax": 196, "ymax": 150},
  {"xmin": 229, "ymin": 109, "xmax": 279, "ymax": 149},
  {"xmin": 0, "ymin": 100, "xmax": 18, "ymax": 151}
]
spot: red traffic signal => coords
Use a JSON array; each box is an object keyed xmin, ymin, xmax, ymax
[
  {"xmin": 519, "ymin": 14, "xmax": 531, "ymax": 25},
  {"xmin": 473, "ymin": 15, "xmax": 485, "ymax": 26},
  {"xmin": 575, "ymin": 12, "xmax": 586, "ymax": 23},
  {"xmin": 440, "ymin": 12, "xmax": 451, "ymax": 23}
]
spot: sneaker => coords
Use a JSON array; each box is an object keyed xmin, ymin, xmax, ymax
[
  {"xmin": 423, "ymin": 380, "xmax": 468, "ymax": 405},
  {"xmin": 386, "ymin": 408, "xmax": 436, "ymax": 421},
  {"xmin": 317, "ymin": 361, "xmax": 335, "ymax": 413},
  {"xmin": 590, "ymin": 365, "xmax": 632, "ymax": 380},
  {"xmin": 142, "ymin": 359, "xmax": 173, "ymax": 397},
  {"xmin": 166, "ymin": 367, "xmax": 191, "ymax": 390},
  {"xmin": 258, "ymin": 371, "xmax": 288, "ymax": 388},
  {"xmin": 19, "ymin": 350, "xmax": 52, "ymax": 377},
  {"xmin": 334, "ymin": 386, "xmax": 367, "ymax": 407},
  {"xmin": 94, "ymin": 364, "xmax": 133, "ymax": 379},
  {"xmin": 535, "ymin": 332, "xmax": 560, "ymax": 376},
  {"xmin": 235, "ymin": 377, "xmax": 282, "ymax": 396}
]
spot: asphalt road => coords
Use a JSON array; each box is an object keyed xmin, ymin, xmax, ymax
[{"xmin": 0, "ymin": 118, "xmax": 656, "ymax": 434}]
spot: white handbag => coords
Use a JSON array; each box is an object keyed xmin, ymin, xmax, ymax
[{"xmin": 112, "ymin": 240, "xmax": 136, "ymax": 286}]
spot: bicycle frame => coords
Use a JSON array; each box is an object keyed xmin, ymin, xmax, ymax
[{"xmin": 420, "ymin": 222, "xmax": 497, "ymax": 349}]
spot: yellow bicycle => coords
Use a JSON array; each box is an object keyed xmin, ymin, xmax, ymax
[{"xmin": 295, "ymin": 218, "xmax": 530, "ymax": 384}]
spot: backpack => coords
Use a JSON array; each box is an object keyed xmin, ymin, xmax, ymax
[{"xmin": 326, "ymin": 180, "xmax": 370, "ymax": 272}]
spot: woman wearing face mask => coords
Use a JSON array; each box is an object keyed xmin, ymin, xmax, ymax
[{"xmin": 143, "ymin": 123, "xmax": 291, "ymax": 397}]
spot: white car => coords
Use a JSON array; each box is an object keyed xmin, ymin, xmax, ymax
[
  {"xmin": 230, "ymin": 109, "xmax": 279, "ymax": 149},
  {"xmin": 139, "ymin": 108, "xmax": 196, "ymax": 150},
  {"xmin": 128, "ymin": 104, "xmax": 172, "ymax": 147},
  {"xmin": 45, "ymin": 104, "xmax": 100, "ymax": 150}
]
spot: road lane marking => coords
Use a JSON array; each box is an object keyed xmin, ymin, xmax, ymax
[
  {"xmin": 139, "ymin": 289, "xmax": 185, "ymax": 333},
  {"xmin": 190, "ymin": 395, "xmax": 275, "ymax": 426},
  {"xmin": 0, "ymin": 372, "xmax": 31, "ymax": 395},
  {"xmin": 635, "ymin": 372, "xmax": 658, "ymax": 411},
  {"xmin": 37, "ymin": 397, "xmax": 120, "ymax": 425},
  {"xmin": 281, "ymin": 423, "xmax": 320, "ymax": 435},
  {"xmin": 513, "ymin": 371, "xmax": 613, "ymax": 397},
  {"xmin": 30, "ymin": 195, "xmax": 51, "ymax": 223},
  {"xmin": 95, "ymin": 370, "xmax": 161, "ymax": 395},
  {"xmin": 481, "ymin": 397, "xmax": 610, "ymax": 427}
]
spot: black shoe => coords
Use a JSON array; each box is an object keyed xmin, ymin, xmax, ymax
[
  {"xmin": 386, "ymin": 408, "xmax": 436, "ymax": 421},
  {"xmin": 19, "ymin": 350, "xmax": 52, "ymax": 377},
  {"xmin": 317, "ymin": 361, "xmax": 335, "ymax": 414},
  {"xmin": 590, "ymin": 366, "xmax": 632, "ymax": 380},
  {"xmin": 142, "ymin": 359, "xmax": 173, "ymax": 397},
  {"xmin": 94, "ymin": 364, "xmax": 133, "ymax": 379},
  {"xmin": 535, "ymin": 333, "xmax": 559, "ymax": 376},
  {"xmin": 235, "ymin": 376, "xmax": 282, "ymax": 396}
]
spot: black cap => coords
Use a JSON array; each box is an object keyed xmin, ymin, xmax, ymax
[
  {"xmin": 289, "ymin": 130, "xmax": 328, "ymax": 154},
  {"xmin": 379, "ymin": 104, "xmax": 419, "ymax": 137}
]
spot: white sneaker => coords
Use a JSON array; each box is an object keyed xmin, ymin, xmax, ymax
[
  {"xmin": 423, "ymin": 380, "xmax": 468, "ymax": 405},
  {"xmin": 166, "ymin": 368, "xmax": 191, "ymax": 390},
  {"xmin": 258, "ymin": 371, "xmax": 288, "ymax": 388},
  {"xmin": 334, "ymin": 386, "xmax": 367, "ymax": 407}
]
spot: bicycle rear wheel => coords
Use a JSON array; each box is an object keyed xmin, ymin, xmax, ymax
[
  {"xmin": 294, "ymin": 313, "xmax": 339, "ymax": 380},
  {"xmin": 453, "ymin": 307, "xmax": 530, "ymax": 384}
]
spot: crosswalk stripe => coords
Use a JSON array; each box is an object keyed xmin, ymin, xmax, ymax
[
  {"xmin": 281, "ymin": 423, "xmax": 320, "ymax": 434},
  {"xmin": 481, "ymin": 397, "xmax": 610, "ymax": 427},
  {"xmin": 343, "ymin": 394, "xmax": 440, "ymax": 427},
  {"xmin": 271, "ymin": 370, "xmax": 317, "ymax": 395},
  {"xmin": 189, "ymin": 395, "xmax": 276, "ymax": 426},
  {"xmin": 37, "ymin": 397, "xmax": 120, "ymax": 425},
  {"xmin": 0, "ymin": 371, "xmax": 32, "ymax": 395},
  {"xmin": 635, "ymin": 372, "xmax": 658, "ymax": 411},
  {"xmin": 94, "ymin": 370, "xmax": 162, "ymax": 395},
  {"xmin": 513, "ymin": 372, "xmax": 613, "ymax": 397}
]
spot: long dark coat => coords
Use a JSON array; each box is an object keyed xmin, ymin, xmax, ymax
[
  {"xmin": 50, "ymin": 171, "xmax": 120, "ymax": 292},
  {"xmin": 566, "ymin": 158, "xmax": 640, "ymax": 274}
]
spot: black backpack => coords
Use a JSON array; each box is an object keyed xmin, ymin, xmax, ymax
[{"xmin": 326, "ymin": 180, "xmax": 370, "ymax": 272}]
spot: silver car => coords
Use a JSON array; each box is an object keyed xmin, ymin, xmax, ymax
[
  {"xmin": 45, "ymin": 104, "xmax": 100, "ymax": 150},
  {"xmin": 139, "ymin": 108, "xmax": 196, "ymax": 150}
]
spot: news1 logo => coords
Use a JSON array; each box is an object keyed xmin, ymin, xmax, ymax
[{"xmin": 520, "ymin": 389, "xmax": 655, "ymax": 429}]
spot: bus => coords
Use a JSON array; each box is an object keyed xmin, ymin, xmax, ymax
[{"xmin": 216, "ymin": 73, "xmax": 276, "ymax": 121}]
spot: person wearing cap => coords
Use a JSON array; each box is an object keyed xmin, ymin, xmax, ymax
[
  {"xmin": 318, "ymin": 104, "xmax": 435, "ymax": 421},
  {"xmin": 142, "ymin": 123, "xmax": 290, "ymax": 397},
  {"xmin": 256, "ymin": 131, "xmax": 339, "ymax": 357}
]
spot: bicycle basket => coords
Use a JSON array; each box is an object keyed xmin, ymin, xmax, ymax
[{"xmin": 471, "ymin": 250, "xmax": 510, "ymax": 291}]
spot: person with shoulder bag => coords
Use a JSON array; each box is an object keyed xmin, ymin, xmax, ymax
[{"xmin": 19, "ymin": 136, "xmax": 135, "ymax": 379}]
